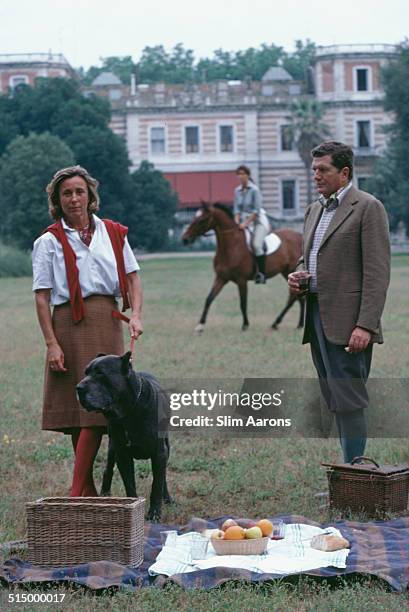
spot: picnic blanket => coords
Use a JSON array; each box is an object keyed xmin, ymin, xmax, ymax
[
  {"xmin": 2, "ymin": 515, "xmax": 409, "ymax": 592},
  {"xmin": 149, "ymin": 524, "xmax": 349, "ymax": 577}
]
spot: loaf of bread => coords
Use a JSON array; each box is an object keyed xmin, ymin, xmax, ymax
[{"xmin": 310, "ymin": 534, "xmax": 350, "ymax": 551}]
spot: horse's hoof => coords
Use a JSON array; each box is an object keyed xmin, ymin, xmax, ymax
[
  {"xmin": 242, "ymin": 324, "xmax": 249, "ymax": 331},
  {"xmin": 271, "ymin": 323, "xmax": 279, "ymax": 330},
  {"xmin": 194, "ymin": 323, "xmax": 205, "ymax": 335}
]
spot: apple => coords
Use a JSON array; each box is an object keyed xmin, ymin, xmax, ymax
[
  {"xmin": 245, "ymin": 526, "xmax": 263, "ymax": 539},
  {"xmin": 221, "ymin": 518, "xmax": 238, "ymax": 531},
  {"xmin": 210, "ymin": 529, "xmax": 224, "ymax": 540}
]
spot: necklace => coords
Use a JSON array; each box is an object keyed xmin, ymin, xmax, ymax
[{"xmin": 78, "ymin": 223, "xmax": 93, "ymax": 246}]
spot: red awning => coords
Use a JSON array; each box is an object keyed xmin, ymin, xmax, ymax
[{"xmin": 164, "ymin": 171, "xmax": 238, "ymax": 208}]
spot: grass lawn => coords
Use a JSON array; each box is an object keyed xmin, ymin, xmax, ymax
[{"xmin": 1, "ymin": 255, "xmax": 408, "ymax": 610}]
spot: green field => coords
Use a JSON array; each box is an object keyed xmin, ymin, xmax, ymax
[{"xmin": 1, "ymin": 256, "xmax": 409, "ymax": 611}]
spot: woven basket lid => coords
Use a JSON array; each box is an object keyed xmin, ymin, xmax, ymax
[{"xmin": 322, "ymin": 456, "xmax": 409, "ymax": 476}]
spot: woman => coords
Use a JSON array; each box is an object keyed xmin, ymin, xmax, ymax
[
  {"xmin": 32, "ymin": 165, "xmax": 143, "ymax": 497},
  {"xmin": 233, "ymin": 165, "xmax": 270, "ymax": 283}
]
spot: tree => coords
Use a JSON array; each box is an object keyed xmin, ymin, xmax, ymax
[
  {"xmin": 283, "ymin": 40, "xmax": 316, "ymax": 83},
  {"xmin": 63, "ymin": 125, "xmax": 133, "ymax": 221},
  {"xmin": 371, "ymin": 41, "xmax": 409, "ymax": 233},
  {"xmin": 0, "ymin": 78, "xmax": 110, "ymax": 157},
  {"xmin": 82, "ymin": 41, "xmax": 315, "ymax": 86},
  {"xmin": 83, "ymin": 56, "xmax": 135, "ymax": 85},
  {"xmin": 138, "ymin": 44, "xmax": 195, "ymax": 83},
  {"xmin": 0, "ymin": 133, "xmax": 75, "ymax": 249},
  {"xmin": 125, "ymin": 161, "xmax": 178, "ymax": 250},
  {"xmin": 0, "ymin": 78, "xmax": 130, "ymax": 222},
  {"xmin": 0, "ymin": 96, "xmax": 19, "ymax": 154},
  {"xmin": 289, "ymin": 98, "xmax": 330, "ymax": 204}
]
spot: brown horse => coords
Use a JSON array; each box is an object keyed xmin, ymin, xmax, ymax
[{"xmin": 182, "ymin": 203, "xmax": 305, "ymax": 333}]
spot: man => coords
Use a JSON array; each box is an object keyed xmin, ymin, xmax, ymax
[{"xmin": 288, "ymin": 141, "xmax": 390, "ymax": 462}]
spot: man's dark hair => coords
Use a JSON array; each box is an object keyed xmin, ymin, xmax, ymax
[{"xmin": 311, "ymin": 141, "xmax": 354, "ymax": 179}]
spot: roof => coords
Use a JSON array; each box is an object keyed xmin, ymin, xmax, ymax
[
  {"xmin": 261, "ymin": 66, "xmax": 293, "ymax": 81},
  {"xmin": 91, "ymin": 71, "xmax": 122, "ymax": 86},
  {"xmin": 0, "ymin": 53, "xmax": 72, "ymax": 68}
]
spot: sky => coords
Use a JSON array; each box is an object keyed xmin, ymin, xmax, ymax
[{"xmin": 0, "ymin": 0, "xmax": 407, "ymax": 69}]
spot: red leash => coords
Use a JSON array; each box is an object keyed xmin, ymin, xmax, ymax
[{"xmin": 112, "ymin": 310, "xmax": 136, "ymax": 353}]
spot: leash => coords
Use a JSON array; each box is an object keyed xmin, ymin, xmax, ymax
[{"xmin": 111, "ymin": 310, "xmax": 136, "ymax": 353}]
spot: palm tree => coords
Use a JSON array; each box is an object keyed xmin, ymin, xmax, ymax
[{"xmin": 289, "ymin": 98, "xmax": 330, "ymax": 205}]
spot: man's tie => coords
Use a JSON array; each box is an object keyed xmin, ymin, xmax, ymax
[{"xmin": 319, "ymin": 194, "xmax": 339, "ymax": 212}]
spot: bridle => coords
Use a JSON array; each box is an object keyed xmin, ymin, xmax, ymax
[{"xmin": 193, "ymin": 210, "xmax": 238, "ymax": 238}]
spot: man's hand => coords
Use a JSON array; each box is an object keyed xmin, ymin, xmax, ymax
[
  {"xmin": 347, "ymin": 327, "xmax": 371, "ymax": 353},
  {"xmin": 239, "ymin": 223, "xmax": 246, "ymax": 230},
  {"xmin": 288, "ymin": 272, "xmax": 301, "ymax": 294},
  {"xmin": 288, "ymin": 272, "xmax": 310, "ymax": 295}
]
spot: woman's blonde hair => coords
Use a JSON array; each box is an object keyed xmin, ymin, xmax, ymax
[{"xmin": 46, "ymin": 165, "xmax": 100, "ymax": 220}]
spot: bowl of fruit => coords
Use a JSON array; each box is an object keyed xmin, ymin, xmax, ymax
[{"xmin": 209, "ymin": 518, "xmax": 274, "ymax": 555}]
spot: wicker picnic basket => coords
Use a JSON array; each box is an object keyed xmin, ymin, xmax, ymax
[
  {"xmin": 211, "ymin": 537, "xmax": 269, "ymax": 555},
  {"xmin": 322, "ymin": 457, "xmax": 409, "ymax": 516},
  {"xmin": 26, "ymin": 497, "xmax": 145, "ymax": 567}
]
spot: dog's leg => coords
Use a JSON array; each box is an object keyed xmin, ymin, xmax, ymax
[
  {"xmin": 100, "ymin": 437, "xmax": 115, "ymax": 496},
  {"xmin": 163, "ymin": 478, "xmax": 173, "ymax": 504},
  {"xmin": 148, "ymin": 452, "xmax": 167, "ymax": 521},
  {"xmin": 163, "ymin": 438, "xmax": 173, "ymax": 504},
  {"xmin": 115, "ymin": 450, "xmax": 137, "ymax": 497}
]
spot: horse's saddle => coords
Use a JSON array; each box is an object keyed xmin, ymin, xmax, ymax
[{"xmin": 244, "ymin": 229, "xmax": 282, "ymax": 256}]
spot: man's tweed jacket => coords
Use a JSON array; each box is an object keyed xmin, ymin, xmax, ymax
[{"xmin": 298, "ymin": 186, "xmax": 390, "ymax": 345}]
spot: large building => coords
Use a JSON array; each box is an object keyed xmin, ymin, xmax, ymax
[
  {"xmin": 95, "ymin": 43, "xmax": 396, "ymax": 226},
  {"xmin": 0, "ymin": 53, "xmax": 75, "ymax": 93},
  {"xmin": 1, "ymin": 46, "xmax": 395, "ymax": 226}
]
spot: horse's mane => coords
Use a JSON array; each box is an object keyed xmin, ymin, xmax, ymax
[{"xmin": 213, "ymin": 203, "xmax": 234, "ymax": 220}]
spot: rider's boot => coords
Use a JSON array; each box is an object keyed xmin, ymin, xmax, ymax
[{"xmin": 255, "ymin": 255, "xmax": 266, "ymax": 284}]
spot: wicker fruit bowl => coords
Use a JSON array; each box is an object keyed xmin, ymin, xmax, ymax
[{"xmin": 210, "ymin": 536, "xmax": 269, "ymax": 556}]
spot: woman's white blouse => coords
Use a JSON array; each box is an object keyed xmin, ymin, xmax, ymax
[{"xmin": 32, "ymin": 215, "xmax": 140, "ymax": 306}]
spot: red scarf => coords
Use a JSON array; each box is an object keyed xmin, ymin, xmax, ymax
[{"xmin": 44, "ymin": 218, "xmax": 130, "ymax": 323}]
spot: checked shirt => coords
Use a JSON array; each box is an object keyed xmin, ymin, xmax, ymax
[{"xmin": 308, "ymin": 182, "xmax": 352, "ymax": 292}]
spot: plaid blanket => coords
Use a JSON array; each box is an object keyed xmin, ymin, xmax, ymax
[{"xmin": 2, "ymin": 515, "xmax": 409, "ymax": 592}]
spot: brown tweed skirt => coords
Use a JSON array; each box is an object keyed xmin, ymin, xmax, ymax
[{"xmin": 42, "ymin": 295, "xmax": 124, "ymax": 433}]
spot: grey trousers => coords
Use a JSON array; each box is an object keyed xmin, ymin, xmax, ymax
[
  {"xmin": 307, "ymin": 295, "xmax": 373, "ymax": 414},
  {"xmin": 307, "ymin": 295, "xmax": 372, "ymax": 461}
]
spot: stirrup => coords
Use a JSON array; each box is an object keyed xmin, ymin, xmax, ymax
[{"xmin": 254, "ymin": 272, "xmax": 266, "ymax": 284}]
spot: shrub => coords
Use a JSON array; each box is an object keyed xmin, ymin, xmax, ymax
[{"xmin": 0, "ymin": 241, "xmax": 32, "ymax": 277}]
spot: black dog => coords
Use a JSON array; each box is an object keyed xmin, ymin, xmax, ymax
[{"xmin": 76, "ymin": 352, "xmax": 172, "ymax": 520}]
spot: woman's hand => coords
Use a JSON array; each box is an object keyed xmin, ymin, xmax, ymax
[
  {"xmin": 47, "ymin": 341, "xmax": 67, "ymax": 372},
  {"xmin": 129, "ymin": 314, "xmax": 143, "ymax": 341}
]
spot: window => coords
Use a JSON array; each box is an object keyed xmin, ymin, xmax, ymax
[
  {"xmin": 9, "ymin": 75, "xmax": 28, "ymax": 90},
  {"xmin": 356, "ymin": 68, "xmax": 368, "ymax": 92},
  {"xmin": 357, "ymin": 121, "xmax": 371, "ymax": 148},
  {"xmin": 358, "ymin": 176, "xmax": 370, "ymax": 191},
  {"xmin": 185, "ymin": 126, "xmax": 199, "ymax": 153},
  {"xmin": 219, "ymin": 125, "xmax": 234, "ymax": 152},
  {"xmin": 150, "ymin": 127, "xmax": 166, "ymax": 154},
  {"xmin": 280, "ymin": 125, "xmax": 294, "ymax": 151},
  {"xmin": 281, "ymin": 180, "xmax": 297, "ymax": 216}
]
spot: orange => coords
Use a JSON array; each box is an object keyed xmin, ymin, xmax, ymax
[
  {"xmin": 224, "ymin": 525, "xmax": 246, "ymax": 540},
  {"xmin": 257, "ymin": 519, "xmax": 273, "ymax": 537}
]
